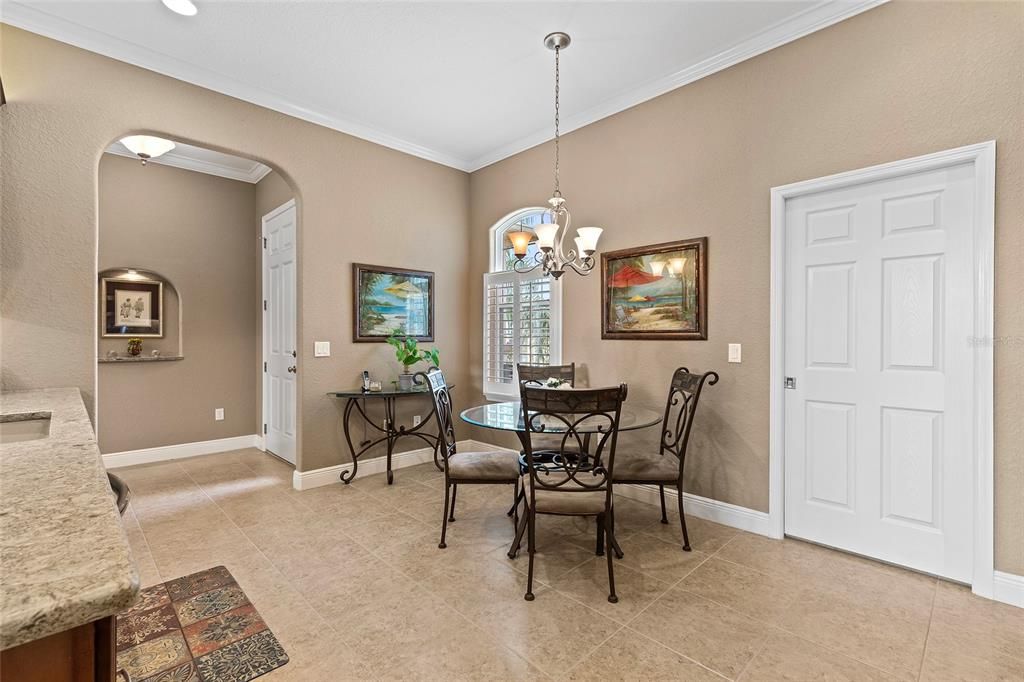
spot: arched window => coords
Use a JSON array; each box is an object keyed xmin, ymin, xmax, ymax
[{"xmin": 483, "ymin": 208, "xmax": 562, "ymax": 399}]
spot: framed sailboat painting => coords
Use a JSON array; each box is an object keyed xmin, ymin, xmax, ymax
[{"xmin": 600, "ymin": 237, "xmax": 707, "ymax": 340}]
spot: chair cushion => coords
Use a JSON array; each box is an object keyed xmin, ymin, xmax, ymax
[
  {"xmin": 521, "ymin": 474, "xmax": 609, "ymax": 515},
  {"xmin": 448, "ymin": 451, "xmax": 520, "ymax": 481},
  {"xmin": 612, "ymin": 452, "xmax": 679, "ymax": 482}
]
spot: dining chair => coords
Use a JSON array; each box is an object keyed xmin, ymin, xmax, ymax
[
  {"xmin": 515, "ymin": 362, "xmax": 589, "ymax": 456},
  {"xmin": 417, "ymin": 368, "xmax": 522, "ymax": 549},
  {"xmin": 612, "ymin": 367, "xmax": 718, "ymax": 551},
  {"xmin": 512, "ymin": 382, "xmax": 628, "ymax": 603},
  {"xmin": 504, "ymin": 363, "xmax": 584, "ymax": 519},
  {"xmin": 516, "ymin": 362, "xmax": 576, "ymax": 387}
]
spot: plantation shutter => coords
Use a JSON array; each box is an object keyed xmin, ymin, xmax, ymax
[{"xmin": 483, "ymin": 271, "xmax": 561, "ymax": 399}]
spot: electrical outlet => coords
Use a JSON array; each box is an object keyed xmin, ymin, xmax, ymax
[
  {"xmin": 214, "ymin": 408, "xmax": 225, "ymax": 421},
  {"xmin": 728, "ymin": 343, "xmax": 742, "ymax": 363},
  {"xmin": 314, "ymin": 341, "xmax": 331, "ymax": 357},
  {"xmin": 412, "ymin": 415, "xmax": 422, "ymax": 427}
]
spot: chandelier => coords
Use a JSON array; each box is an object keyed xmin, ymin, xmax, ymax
[{"xmin": 507, "ymin": 32, "xmax": 602, "ymax": 279}]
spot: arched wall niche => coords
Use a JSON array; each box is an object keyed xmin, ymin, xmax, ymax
[{"xmin": 97, "ymin": 266, "xmax": 183, "ymax": 361}]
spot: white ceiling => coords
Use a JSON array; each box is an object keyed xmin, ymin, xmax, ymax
[
  {"xmin": 3, "ymin": 0, "xmax": 882, "ymax": 172},
  {"xmin": 106, "ymin": 139, "xmax": 272, "ymax": 183}
]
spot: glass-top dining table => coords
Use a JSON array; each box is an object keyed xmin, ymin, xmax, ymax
[{"xmin": 460, "ymin": 400, "xmax": 663, "ymax": 451}]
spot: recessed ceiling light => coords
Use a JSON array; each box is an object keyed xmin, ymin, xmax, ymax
[{"xmin": 161, "ymin": 0, "xmax": 197, "ymax": 17}]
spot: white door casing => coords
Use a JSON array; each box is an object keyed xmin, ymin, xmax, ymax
[
  {"xmin": 770, "ymin": 143, "xmax": 995, "ymax": 595},
  {"xmin": 262, "ymin": 200, "xmax": 298, "ymax": 464}
]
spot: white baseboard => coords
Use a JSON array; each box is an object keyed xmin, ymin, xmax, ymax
[
  {"xmin": 292, "ymin": 439, "xmax": 473, "ymax": 491},
  {"xmin": 993, "ymin": 571, "xmax": 1024, "ymax": 608},
  {"xmin": 615, "ymin": 483, "xmax": 775, "ymax": 538},
  {"xmin": 104, "ymin": 434, "xmax": 262, "ymax": 468}
]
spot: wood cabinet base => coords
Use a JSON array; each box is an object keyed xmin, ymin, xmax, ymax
[{"xmin": 1, "ymin": 616, "xmax": 115, "ymax": 682}]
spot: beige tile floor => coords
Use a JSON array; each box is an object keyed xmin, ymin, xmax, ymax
[{"xmin": 114, "ymin": 448, "xmax": 1024, "ymax": 681}]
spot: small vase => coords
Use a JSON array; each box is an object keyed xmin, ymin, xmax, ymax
[
  {"xmin": 127, "ymin": 339, "xmax": 143, "ymax": 357},
  {"xmin": 398, "ymin": 373, "xmax": 414, "ymax": 391}
]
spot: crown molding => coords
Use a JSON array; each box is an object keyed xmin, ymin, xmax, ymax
[
  {"xmin": 104, "ymin": 145, "xmax": 273, "ymax": 183},
  {"xmin": 0, "ymin": 1, "xmax": 473, "ymax": 172},
  {"xmin": 3, "ymin": 0, "xmax": 886, "ymax": 174},
  {"xmin": 466, "ymin": 0, "xmax": 888, "ymax": 171}
]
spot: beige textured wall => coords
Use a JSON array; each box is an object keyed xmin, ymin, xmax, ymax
[
  {"xmin": 0, "ymin": 25, "xmax": 471, "ymax": 472},
  {"xmin": 467, "ymin": 2, "xmax": 1023, "ymax": 573},
  {"xmin": 96, "ymin": 154, "xmax": 259, "ymax": 453}
]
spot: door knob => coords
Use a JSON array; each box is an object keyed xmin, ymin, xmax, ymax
[{"xmin": 288, "ymin": 366, "xmax": 297, "ymax": 373}]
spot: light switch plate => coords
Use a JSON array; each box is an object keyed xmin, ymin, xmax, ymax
[
  {"xmin": 314, "ymin": 341, "xmax": 331, "ymax": 357},
  {"xmin": 728, "ymin": 343, "xmax": 742, "ymax": 363},
  {"xmin": 214, "ymin": 408, "xmax": 225, "ymax": 421}
]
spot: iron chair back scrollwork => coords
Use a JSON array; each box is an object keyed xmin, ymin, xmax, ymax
[
  {"xmin": 613, "ymin": 367, "xmax": 718, "ymax": 551},
  {"xmin": 417, "ymin": 368, "xmax": 522, "ymax": 549},
  {"xmin": 515, "ymin": 383, "xmax": 628, "ymax": 603},
  {"xmin": 421, "ymin": 367, "xmax": 458, "ymax": 463}
]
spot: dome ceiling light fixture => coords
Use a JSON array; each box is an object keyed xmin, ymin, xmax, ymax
[
  {"xmin": 161, "ymin": 0, "xmax": 198, "ymax": 17},
  {"xmin": 120, "ymin": 135, "xmax": 176, "ymax": 166},
  {"xmin": 507, "ymin": 32, "xmax": 603, "ymax": 280}
]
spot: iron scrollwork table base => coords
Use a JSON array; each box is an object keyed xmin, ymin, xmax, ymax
[{"xmin": 328, "ymin": 387, "xmax": 447, "ymax": 485}]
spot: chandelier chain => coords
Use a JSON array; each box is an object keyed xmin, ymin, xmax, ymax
[{"xmin": 553, "ymin": 44, "xmax": 561, "ymax": 198}]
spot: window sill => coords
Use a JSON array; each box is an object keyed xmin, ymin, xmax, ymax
[{"xmin": 484, "ymin": 391, "xmax": 517, "ymax": 403}]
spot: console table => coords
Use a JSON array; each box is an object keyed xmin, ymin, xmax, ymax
[{"xmin": 327, "ymin": 385, "xmax": 450, "ymax": 485}]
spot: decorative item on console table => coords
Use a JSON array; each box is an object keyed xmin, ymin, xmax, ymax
[
  {"xmin": 601, "ymin": 237, "xmax": 708, "ymax": 340},
  {"xmin": 126, "ymin": 338, "xmax": 143, "ymax": 356},
  {"xmin": 386, "ymin": 330, "xmax": 440, "ymax": 390}
]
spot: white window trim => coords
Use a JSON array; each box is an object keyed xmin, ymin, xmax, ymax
[{"xmin": 484, "ymin": 207, "xmax": 563, "ymax": 402}]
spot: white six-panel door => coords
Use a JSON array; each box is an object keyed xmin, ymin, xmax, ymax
[
  {"xmin": 263, "ymin": 201, "xmax": 297, "ymax": 465},
  {"xmin": 783, "ymin": 161, "xmax": 977, "ymax": 582}
]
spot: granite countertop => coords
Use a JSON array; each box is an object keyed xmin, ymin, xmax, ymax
[{"xmin": 0, "ymin": 388, "xmax": 139, "ymax": 650}]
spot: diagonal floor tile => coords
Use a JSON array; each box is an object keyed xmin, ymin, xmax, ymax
[
  {"xmin": 617, "ymin": 531, "xmax": 710, "ymax": 584},
  {"xmin": 679, "ymin": 557, "xmax": 801, "ymax": 626},
  {"xmin": 564, "ymin": 627, "xmax": 724, "ymax": 681},
  {"xmin": 738, "ymin": 631, "xmax": 897, "ymax": 681},
  {"xmin": 628, "ymin": 586, "xmax": 774, "ymax": 679},
  {"xmin": 549, "ymin": 557, "xmax": 674, "ymax": 623}
]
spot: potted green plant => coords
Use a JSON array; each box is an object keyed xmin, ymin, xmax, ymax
[{"xmin": 386, "ymin": 330, "xmax": 440, "ymax": 390}]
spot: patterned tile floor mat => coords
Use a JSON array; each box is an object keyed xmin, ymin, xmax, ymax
[{"xmin": 117, "ymin": 566, "xmax": 289, "ymax": 682}]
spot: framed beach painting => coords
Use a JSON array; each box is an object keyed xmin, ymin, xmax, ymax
[
  {"xmin": 600, "ymin": 237, "xmax": 707, "ymax": 340},
  {"xmin": 353, "ymin": 263, "xmax": 434, "ymax": 342},
  {"xmin": 101, "ymin": 276, "xmax": 164, "ymax": 337}
]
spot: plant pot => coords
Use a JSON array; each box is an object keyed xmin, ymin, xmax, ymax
[{"xmin": 398, "ymin": 373, "xmax": 415, "ymax": 391}]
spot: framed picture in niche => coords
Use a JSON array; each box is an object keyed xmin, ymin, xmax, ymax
[
  {"xmin": 600, "ymin": 237, "xmax": 708, "ymax": 340},
  {"xmin": 101, "ymin": 276, "xmax": 163, "ymax": 337},
  {"xmin": 353, "ymin": 263, "xmax": 434, "ymax": 342}
]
